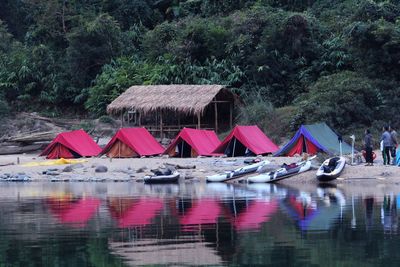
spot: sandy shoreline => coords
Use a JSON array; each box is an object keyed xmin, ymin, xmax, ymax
[{"xmin": 0, "ymin": 152, "xmax": 398, "ymax": 186}]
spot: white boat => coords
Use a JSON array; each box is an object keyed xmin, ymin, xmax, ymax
[
  {"xmin": 247, "ymin": 160, "xmax": 312, "ymax": 183},
  {"xmin": 316, "ymin": 156, "xmax": 346, "ymax": 182},
  {"xmin": 206, "ymin": 160, "xmax": 270, "ymax": 182}
]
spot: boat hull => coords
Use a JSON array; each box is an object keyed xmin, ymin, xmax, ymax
[{"xmin": 316, "ymin": 157, "xmax": 346, "ymax": 182}]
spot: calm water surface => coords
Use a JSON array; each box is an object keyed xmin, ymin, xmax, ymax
[{"xmin": 0, "ymin": 181, "xmax": 399, "ymax": 266}]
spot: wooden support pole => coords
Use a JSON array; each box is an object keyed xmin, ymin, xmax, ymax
[
  {"xmin": 160, "ymin": 110, "xmax": 163, "ymax": 139},
  {"xmin": 232, "ymin": 138, "xmax": 237, "ymax": 157},
  {"xmin": 197, "ymin": 112, "xmax": 201, "ymax": 129},
  {"xmin": 178, "ymin": 113, "xmax": 181, "ymax": 129},
  {"xmin": 120, "ymin": 111, "xmax": 123, "ymax": 127},
  {"xmin": 229, "ymin": 103, "xmax": 233, "ymax": 129},
  {"xmin": 214, "ymin": 99, "xmax": 218, "ymax": 132},
  {"xmin": 138, "ymin": 111, "xmax": 142, "ymax": 126}
]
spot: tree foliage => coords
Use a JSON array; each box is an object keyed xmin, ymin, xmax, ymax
[{"xmin": 0, "ymin": 0, "xmax": 400, "ymax": 133}]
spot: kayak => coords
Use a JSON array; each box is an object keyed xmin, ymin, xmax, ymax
[
  {"xmin": 247, "ymin": 160, "xmax": 312, "ymax": 183},
  {"xmin": 316, "ymin": 156, "xmax": 346, "ymax": 182},
  {"xmin": 206, "ymin": 160, "xmax": 270, "ymax": 183},
  {"xmin": 144, "ymin": 171, "xmax": 180, "ymax": 184}
]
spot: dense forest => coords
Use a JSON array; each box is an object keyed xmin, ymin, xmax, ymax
[{"xmin": 0, "ymin": 0, "xmax": 400, "ymax": 138}]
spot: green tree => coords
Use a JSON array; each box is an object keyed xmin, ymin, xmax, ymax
[{"xmin": 295, "ymin": 71, "xmax": 383, "ymax": 131}]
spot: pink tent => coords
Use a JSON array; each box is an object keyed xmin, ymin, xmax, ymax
[
  {"xmin": 213, "ymin": 125, "xmax": 279, "ymax": 156},
  {"xmin": 40, "ymin": 129, "xmax": 101, "ymax": 159},
  {"xmin": 101, "ymin": 128, "xmax": 164, "ymax": 157},
  {"xmin": 164, "ymin": 128, "xmax": 221, "ymax": 157}
]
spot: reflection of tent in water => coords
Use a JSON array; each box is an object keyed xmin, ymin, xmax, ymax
[
  {"xmin": 164, "ymin": 128, "xmax": 221, "ymax": 157},
  {"xmin": 233, "ymin": 200, "xmax": 278, "ymax": 231},
  {"xmin": 179, "ymin": 199, "xmax": 221, "ymax": 231},
  {"xmin": 274, "ymin": 123, "xmax": 353, "ymax": 156},
  {"xmin": 213, "ymin": 125, "xmax": 279, "ymax": 157},
  {"xmin": 40, "ymin": 129, "xmax": 101, "ymax": 159},
  {"xmin": 108, "ymin": 198, "xmax": 163, "ymax": 228},
  {"xmin": 101, "ymin": 128, "xmax": 164, "ymax": 158},
  {"xmin": 281, "ymin": 191, "xmax": 345, "ymax": 231},
  {"xmin": 47, "ymin": 197, "xmax": 101, "ymax": 227}
]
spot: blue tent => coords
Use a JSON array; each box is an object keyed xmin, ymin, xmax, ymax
[{"xmin": 274, "ymin": 123, "xmax": 353, "ymax": 156}]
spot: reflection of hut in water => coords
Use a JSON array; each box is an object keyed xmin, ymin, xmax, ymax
[
  {"xmin": 109, "ymin": 239, "xmax": 223, "ymax": 266},
  {"xmin": 107, "ymin": 85, "xmax": 238, "ymax": 138}
]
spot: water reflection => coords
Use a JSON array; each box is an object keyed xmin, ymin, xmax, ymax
[{"xmin": 1, "ymin": 182, "xmax": 400, "ymax": 266}]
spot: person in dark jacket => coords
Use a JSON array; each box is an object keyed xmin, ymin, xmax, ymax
[
  {"xmin": 381, "ymin": 126, "xmax": 393, "ymax": 165},
  {"xmin": 364, "ymin": 129, "xmax": 374, "ymax": 166},
  {"xmin": 390, "ymin": 126, "xmax": 398, "ymax": 165}
]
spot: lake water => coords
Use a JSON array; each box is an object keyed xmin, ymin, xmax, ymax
[{"xmin": 0, "ymin": 181, "xmax": 399, "ymax": 266}]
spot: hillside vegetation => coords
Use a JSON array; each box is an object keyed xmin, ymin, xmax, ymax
[{"xmin": 0, "ymin": 0, "xmax": 399, "ymax": 138}]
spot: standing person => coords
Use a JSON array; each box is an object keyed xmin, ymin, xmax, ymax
[
  {"xmin": 381, "ymin": 126, "xmax": 393, "ymax": 165},
  {"xmin": 390, "ymin": 126, "xmax": 398, "ymax": 165},
  {"xmin": 364, "ymin": 129, "xmax": 374, "ymax": 166}
]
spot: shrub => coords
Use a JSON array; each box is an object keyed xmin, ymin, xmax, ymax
[
  {"xmin": 294, "ymin": 71, "xmax": 383, "ymax": 132},
  {"xmin": 98, "ymin": 115, "xmax": 115, "ymax": 124}
]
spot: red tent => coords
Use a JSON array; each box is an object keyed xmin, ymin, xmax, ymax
[
  {"xmin": 40, "ymin": 129, "xmax": 101, "ymax": 159},
  {"xmin": 108, "ymin": 198, "xmax": 164, "ymax": 228},
  {"xmin": 101, "ymin": 128, "xmax": 164, "ymax": 158},
  {"xmin": 213, "ymin": 125, "xmax": 279, "ymax": 156},
  {"xmin": 164, "ymin": 128, "xmax": 221, "ymax": 157},
  {"xmin": 47, "ymin": 197, "xmax": 101, "ymax": 227}
]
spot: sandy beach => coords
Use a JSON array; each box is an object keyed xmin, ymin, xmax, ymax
[{"xmin": 0, "ymin": 151, "xmax": 398, "ymax": 189}]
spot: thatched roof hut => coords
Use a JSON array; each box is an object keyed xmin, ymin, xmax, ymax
[
  {"xmin": 107, "ymin": 84, "xmax": 237, "ymax": 136},
  {"xmin": 107, "ymin": 84, "xmax": 230, "ymax": 115}
]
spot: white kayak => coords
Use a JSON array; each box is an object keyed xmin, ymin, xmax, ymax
[
  {"xmin": 316, "ymin": 156, "xmax": 346, "ymax": 182},
  {"xmin": 247, "ymin": 159, "xmax": 312, "ymax": 183},
  {"xmin": 206, "ymin": 160, "xmax": 270, "ymax": 182}
]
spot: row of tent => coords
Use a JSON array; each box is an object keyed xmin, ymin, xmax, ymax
[{"xmin": 40, "ymin": 123, "xmax": 353, "ymax": 159}]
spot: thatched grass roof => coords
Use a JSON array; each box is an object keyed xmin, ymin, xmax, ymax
[{"xmin": 107, "ymin": 84, "xmax": 230, "ymax": 115}]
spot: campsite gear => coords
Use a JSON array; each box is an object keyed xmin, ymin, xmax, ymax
[
  {"xmin": 164, "ymin": 128, "xmax": 221, "ymax": 158},
  {"xmin": 22, "ymin": 158, "xmax": 87, "ymax": 167},
  {"xmin": 101, "ymin": 128, "xmax": 164, "ymax": 158},
  {"xmin": 213, "ymin": 125, "xmax": 279, "ymax": 157},
  {"xmin": 144, "ymin": 170, "xmax": 180, "ymax": 184},
  {"xmin": 316, "ymin": 156, "xmax": 346, "ymax": 182},
  {"xmin": 362, "ymin": 150, "xmax": 376, "ymax": 161},
  {"xmin": 206, "ymin": 160, "xmax": 270, "ymax": 182},
  {"xmin": 274, "ymin": 123, "xmax": 352, "ymax": 156},
  {"xmin": 40, "ymin": 130, "xmax": 101, "ymax": 159},
  {"xmin": 247, "ymin": 158, "xmax": 313, "ymax": 183}
]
